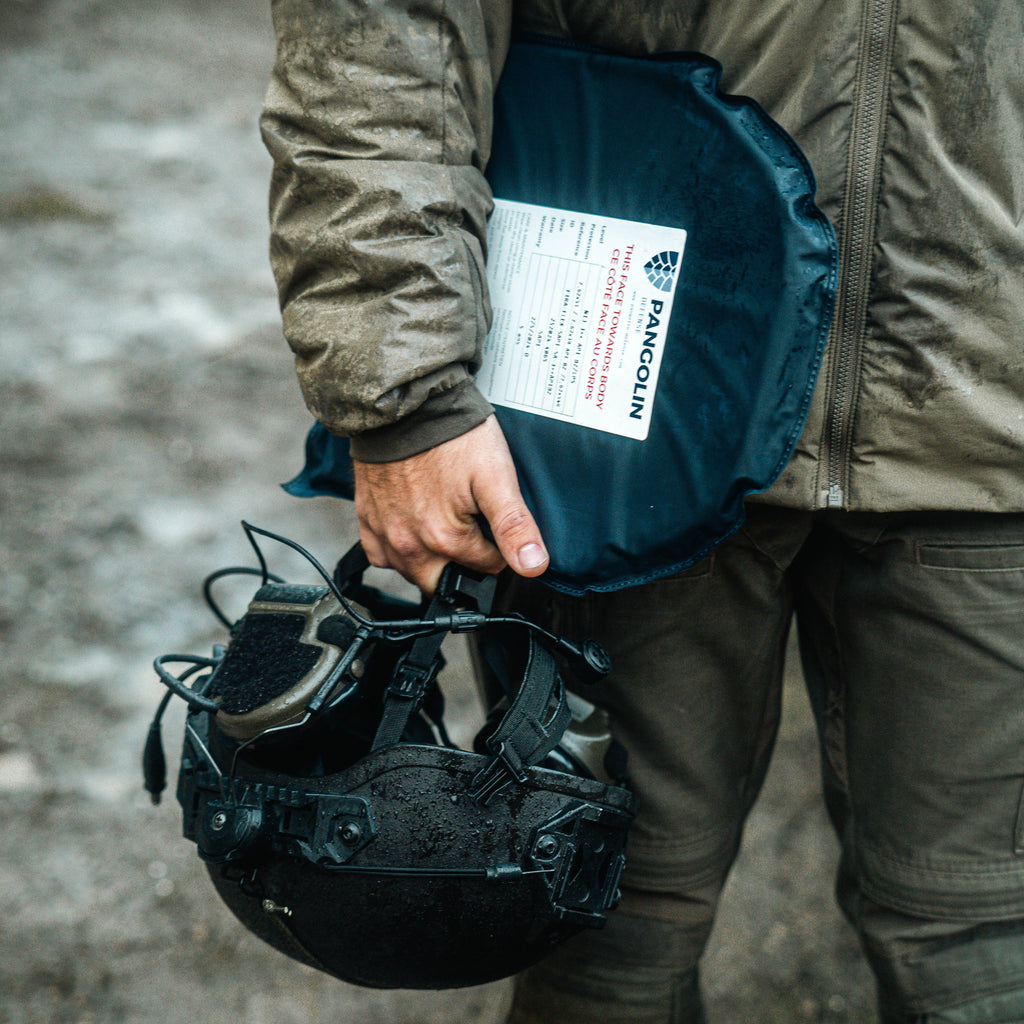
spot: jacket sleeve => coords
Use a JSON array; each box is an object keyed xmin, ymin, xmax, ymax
[{"xmin": 261, "ymin": 0, "xmax": 512, "ymax": 462}]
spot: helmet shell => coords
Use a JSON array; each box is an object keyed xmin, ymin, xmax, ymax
[{"xmin": 180, "ymin": 717, "xmax": 635, "ymax": 989}]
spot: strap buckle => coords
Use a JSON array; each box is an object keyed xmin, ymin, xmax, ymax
[
  {"xmin": 387, "ymin": 650, "xmax": 441, "ymax": 702},
  {"xmin": 467, "ymin": 740, "xmax": 530, "ymax": 806}
]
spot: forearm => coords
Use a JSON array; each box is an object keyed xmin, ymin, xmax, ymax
[{"xmin": 262, "ymin": 1, "xmax": 540, "ymax": 589}]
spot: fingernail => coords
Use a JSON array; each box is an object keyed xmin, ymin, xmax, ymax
[{"xmin": 518, "ymin": 543, "xmax": 548, "ymax": 570}]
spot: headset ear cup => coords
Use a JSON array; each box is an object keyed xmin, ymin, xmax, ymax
[{"xmin": 207, "ymin": 586, "xmax": 370, "ymax": 742}]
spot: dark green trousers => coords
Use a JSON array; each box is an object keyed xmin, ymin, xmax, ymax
[{"xmin": 493, "ymin": 507, "xmax": 1024, "ymax": 1023}]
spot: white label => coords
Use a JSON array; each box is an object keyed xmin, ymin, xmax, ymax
[{"xmin": 478, "ymin": 199, "xmax": 687, "ymax": 441}]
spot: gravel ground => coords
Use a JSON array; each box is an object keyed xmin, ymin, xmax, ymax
[{"xmin": 0, "ymin": 1, "xmax": 876, "ymax": 1020}]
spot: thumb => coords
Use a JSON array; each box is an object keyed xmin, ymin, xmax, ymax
[{"xmin": 475, "ymin": 476, "xmax": 549, "ymax": 579}]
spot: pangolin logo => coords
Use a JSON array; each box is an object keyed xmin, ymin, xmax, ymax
[{"xmin": 644, "ymin": 251, "xmax": 680, "ymax": 292}]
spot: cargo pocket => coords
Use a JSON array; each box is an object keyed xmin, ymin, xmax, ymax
[
  {"xmin": 849, "ymin": 533, "xmax": 1024, "ymax": 921},
  {"xmin": 917, "ymin": 539, "xmax": 1024, "ymax": 873}
]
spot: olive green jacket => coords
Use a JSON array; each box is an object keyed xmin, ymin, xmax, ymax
[{"xmin": 262, "ymin": 0, "xmax": 1024, "ymax": 511}]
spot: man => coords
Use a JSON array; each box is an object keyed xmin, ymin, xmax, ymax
[{"xmin": 261, "ymin": 2, "xmax": 1024, "ymax": 1020}]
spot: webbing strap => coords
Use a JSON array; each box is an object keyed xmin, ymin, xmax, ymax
[
  {"xmin": 468, "ymin": 636, "xmax": 571, "ymax": 805},
  {"xmin": 368, "ymin": 561, "xmax": 494, "ymax": 753},
  {"xmin": 369, "ymin": 615, "xmax": 447, "ymax": 752},
  {"xmin": 332, "ymin": 543, "xmax": 370, "ymax": 591}
]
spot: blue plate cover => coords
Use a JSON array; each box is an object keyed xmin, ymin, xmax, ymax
[{"xmin": 286, "ymin": 37, "xmax": 837, "ymax": 594}]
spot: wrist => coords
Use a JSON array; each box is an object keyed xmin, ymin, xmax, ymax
[{"xmin": 348, "ymin": 381, "xmax": 493, "ymax": 463}]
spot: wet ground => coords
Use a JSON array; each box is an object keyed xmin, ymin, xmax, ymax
[{"xmin": 0, "ymin": 1, "xmax": 875, "ymax": 1020}]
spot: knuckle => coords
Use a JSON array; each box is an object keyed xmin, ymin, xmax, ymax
[
  {"xmin": 421, "ymin": 522, "xmax": 504, "ymax": 574},
  {"xmin": 354, "ymin": 502, "xmax": 374, "ymax": 529},
  {"xmin": 490, "ymin": 504, "xmax": 535, "ymax": 541},
  {"xmin": 386, "ymin": 528, "xmax": 422, "ymax": 561},
  {"xmin": 417, "ymin": 521, "xmax": 451, "ymax": 554},
  {"xmin": 357, "ymin": 527, "xmax": 386, "ymax": 565},
  {"xmin": 428, "ymin": 519, "xmax": 473, "ymax": 551},
  {"xmin": 364, "ymin": 548, "xmax": 388, "ymax": 569}
]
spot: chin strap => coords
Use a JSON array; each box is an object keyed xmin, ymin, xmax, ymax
[
  {"xmin": 362, "ymin": 557, "xmax": 574, "ymax": 807},
  {"xmin": 467, "ymin": 635, "xmax": 572, "ymax": 806},
  {"xmin": 369, "ymin": 563, "xmax": 497, "ymax": 753}
]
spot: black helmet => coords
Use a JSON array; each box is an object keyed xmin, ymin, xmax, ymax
[{"xmin": 144, "ymin": 524, "xmax": 635, "ymax": 989}]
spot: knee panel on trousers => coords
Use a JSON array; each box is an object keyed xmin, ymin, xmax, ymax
[{"xmin": 859, "ymin": 902, "xmax": 1024, "ymax": 1021}]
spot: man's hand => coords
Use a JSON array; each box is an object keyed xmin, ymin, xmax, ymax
[{"xmin": 353, "ymin": 415, "xmax": 549, "ymax": 592}]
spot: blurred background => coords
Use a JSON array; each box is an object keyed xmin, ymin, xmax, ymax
[{"xmin": 0, "ymin": 1, "xmax": 874, "ymax": 1020}]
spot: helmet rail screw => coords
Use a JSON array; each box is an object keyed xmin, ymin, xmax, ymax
[
  {"xmin": 534, "ymin": 835, "xmax": 559, "ymax": 858},
  {"xmin": 210, "ymin": 811, "xmax": 228, "ymax": 832},
  {"xmin": 338, "ymin": 821, "xmax": 362, "ymax": 845}
]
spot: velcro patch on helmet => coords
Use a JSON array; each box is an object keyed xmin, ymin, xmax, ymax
[{"xmin": 211, "ymin": 612, "xmax": 319, "ymax": 715}]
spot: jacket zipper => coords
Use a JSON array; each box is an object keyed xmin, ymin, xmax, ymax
[{"xmin": 821, "ymin": 0, "xmax": 898, "ymax": 509}]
